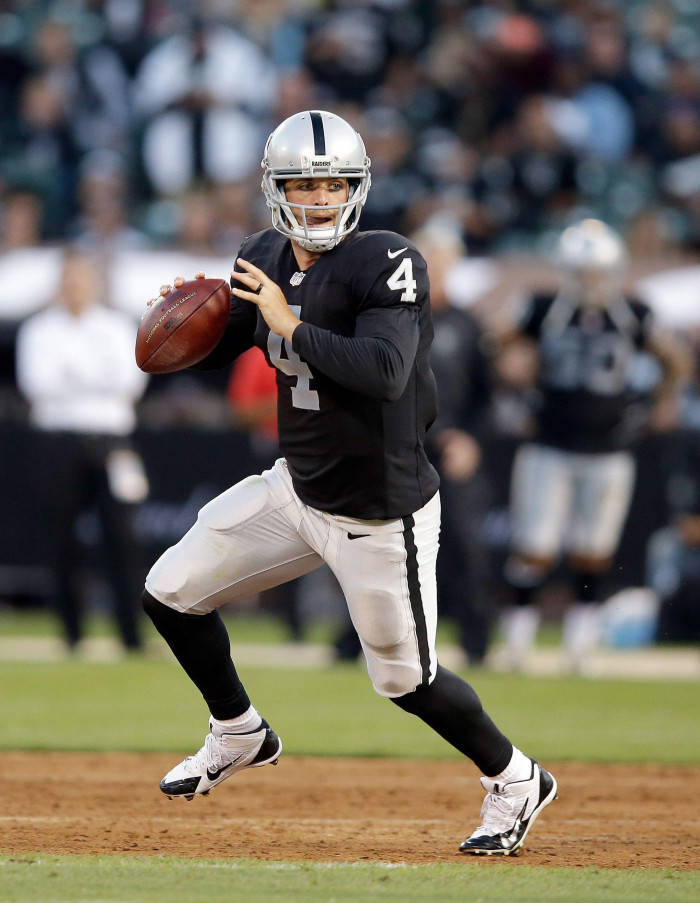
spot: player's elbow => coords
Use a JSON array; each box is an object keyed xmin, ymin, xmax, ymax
[
  {"xmin": 362, "ymin": 370, "xmax": 408, "ymax": 402},
  {"xmin": 382, "ymin": 375, "xmax": 409, "ymax": 402},
  {"xmin": 375, "ymin": 351, "xmax": 411, "ymax": 401},
  {"xmin": 356, "ymin": 364, "xmax": 409, "ymax": 401}
]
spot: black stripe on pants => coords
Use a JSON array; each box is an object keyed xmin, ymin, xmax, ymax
[{"xmin": 402, "ymin": 514, "xmax": 431, "ymax": 687}]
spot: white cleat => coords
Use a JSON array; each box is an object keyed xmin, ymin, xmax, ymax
[
  {"xmin": 160, "ymin": 718, "xmax": 282, "ymax": 798},
  {"xmin": 460, "ymin": 759, "xmax": 558, "ymax": 856}
]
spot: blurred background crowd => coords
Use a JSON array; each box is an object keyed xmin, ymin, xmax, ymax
[
  {"xmin": 2, "ymin": 0, "xmax": 700, "ymax": 328},
  {"xmin": 1, "ymin": 0, "xmax": 700, "ymax": 667},
  {"xmin": 1, "ymin": 0, "xmax": 700, "ymax": 254}
]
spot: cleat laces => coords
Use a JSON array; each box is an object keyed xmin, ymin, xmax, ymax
[
  {"xmin": 183, "ymin": 732, "xmax": 231, "ymax": 776},
  {"xmin": 472, "ymin": 778, "xmax": 525, "ymax": 836}
]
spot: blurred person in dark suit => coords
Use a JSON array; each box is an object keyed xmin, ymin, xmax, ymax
[
  {"xmin": 15, "ymin": 248, "xmax": 149, "ymax": 652},
  {"xmin": 415, "ymin": 220, "xmax": 496, "ymax": 664}
]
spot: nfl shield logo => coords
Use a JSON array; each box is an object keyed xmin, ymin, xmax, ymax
[{"xmin": 290, "ymin": 272, "xmax": 306, "ymax": 286}]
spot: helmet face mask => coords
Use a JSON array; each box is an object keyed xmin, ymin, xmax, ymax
[
  {"xmin": 557, "ymin": 219, "xmax": 627, "ymax": 308},
  {"xmin": 261, "ymin": 111, "xmax": 371, "ymax": 252}
]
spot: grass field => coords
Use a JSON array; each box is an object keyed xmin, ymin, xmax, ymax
[
  {"xmin": 1, "ymin": 610, "xmax": 699, "ymax": 901},
  {"xmin": 1, "ymin": 657, "xmax": 700, "ymax": 763},
  {"xmin": 2, "ymin": 608, "xmax": 699, "ymax": 762},
  {"xmin": 2, "ymin": 856, "xmax": 698, "ymax": 903}
]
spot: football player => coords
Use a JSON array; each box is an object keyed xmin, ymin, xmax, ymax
[
  {"xmin": 500, "ymin": 219, "xmax": 688, "ymax": 673},
  {"xmin": 142, "ymin": 111, "xmax": 557, "ymax": 856}
]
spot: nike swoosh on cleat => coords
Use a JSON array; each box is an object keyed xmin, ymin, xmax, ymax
[
  {"xmin": 206, "ymin": 755, "xmax": 244, "ymax": 781},
  {"xmin": 347, "ymin": 532, "xmax": 370, "ymax": 540},
  {"xmin": 387, "ymin": 247, "xmax": 408, "ymax": 259}
]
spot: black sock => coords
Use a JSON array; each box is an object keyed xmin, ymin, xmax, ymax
[
  {"xmin": 392, "ymin": 665, "xmax": 513, "ymax": 775},
  {"xmin": 142, "ymin": 590, "xmax": 250, "ymax": 720}
]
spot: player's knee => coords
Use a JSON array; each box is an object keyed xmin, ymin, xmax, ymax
[
  {"xmin": 371, "ymin": 674, "xmax": 418, "ymax": 698},
  {"xmin": 145, "ymin": 546, "xmax": 182, "ymax": 595},
  {"xmin": 366, "ymin": 656, "xmax": 422, "ymax": 698}
]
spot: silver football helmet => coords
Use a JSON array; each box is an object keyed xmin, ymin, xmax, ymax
[
  {"xmin": 261, "ymin": 110, "xmax": 371, "ymax": 252},
  {"xmin": 557, "ymin": 219, "xmax": 627, "ymax": 306}
]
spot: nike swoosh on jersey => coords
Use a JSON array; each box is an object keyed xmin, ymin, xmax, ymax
[
  {"xmin": 347, "ymin": 532, "xmax": 371, "ymax": 540},
  {"xmin": 387, "ymin": 247, "xmax": 408, "ymax": 259}
]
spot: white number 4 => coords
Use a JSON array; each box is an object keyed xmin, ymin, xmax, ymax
[
  {"xmin": 267, "ymin": 304, "xmax": 320, "ymax": 411},
  {"xmin": 386, "ymin": 257, "xmax": 417, "ymax": 303}
]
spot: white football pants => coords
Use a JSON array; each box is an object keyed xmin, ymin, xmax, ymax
[
  {"xmin": 510, "ymin": 443, "xmax": 636, "ymax": 560},
  {"xmin": 146, "ymin": 458, "xmax": 440, "ymax": 697}
]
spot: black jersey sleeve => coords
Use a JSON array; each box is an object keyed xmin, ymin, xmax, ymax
[
  {"xmin": 291, "ymin": 234, "xmax": 428, "ymax": 401},
  {"xmin": 190, "ymin": 240, "xmax": 257, "ymax": 370},
  {"xmin": 291, "ymin": 305, "xmax": 420, "ymax": 401}
]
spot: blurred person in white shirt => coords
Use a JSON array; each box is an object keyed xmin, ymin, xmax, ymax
[{"xmin": 15, "ymin": 248, "xmax": 149, "ymax": 652}]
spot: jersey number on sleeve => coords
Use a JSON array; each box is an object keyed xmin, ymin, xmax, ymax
[
  {"xmin": 386, "ymin": 257, "xmax": 417, "ymax": 303},
  {"xmin": 267, "ymin": 305, "xmax": 320, "ymax": 411}
]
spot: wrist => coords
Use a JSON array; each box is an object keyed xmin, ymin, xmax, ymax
[{"xmin": 283, "ymin": 317, "xmax": 301, "ymax": 344}]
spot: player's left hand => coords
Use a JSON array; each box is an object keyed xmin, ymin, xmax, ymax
[
  {"xmin": 145, "ymin": 272, "xmax": 206, "ymax": 309},
  {"xmin": 232, "ymin": 258, "xmax": 301, "ymax": 342}
]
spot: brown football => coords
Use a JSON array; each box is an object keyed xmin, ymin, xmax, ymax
[{"xmin": 135, "ymin": 277, "xmax": 230, "ymax": 373}]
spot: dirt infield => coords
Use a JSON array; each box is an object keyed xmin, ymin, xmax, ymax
[{"xmin": 2, "ymin": 752, "xmax": 698, "ymax": 870}]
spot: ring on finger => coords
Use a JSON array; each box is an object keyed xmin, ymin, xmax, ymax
[{"xmin": 255, "ymin": 282, "xmax": 264, "ymax": 295}]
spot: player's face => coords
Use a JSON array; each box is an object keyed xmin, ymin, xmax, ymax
[{"xmin": 284, "ymin": 178, "xmax": 349, "ymax": 230}]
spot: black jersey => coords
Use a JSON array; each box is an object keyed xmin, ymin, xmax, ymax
[
  {"xmin": 199, "ymin": 228, "xmax": 439, "ymax": 518},
  {"xmin": 520, "ymin": 291, "xmax": 655, "ymax": 452}
]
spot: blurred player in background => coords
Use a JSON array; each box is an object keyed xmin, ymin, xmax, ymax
[
  {"xmin": 499, "ymin": 219, "xmax": 687, "ymax": 673},
  {"xmin": 15, "ymin": 248, "xmax": 149, "ymax": 651},
  {"xmin": 141, "ymin": 110, "xmax": 557, "ymax": 857}
]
